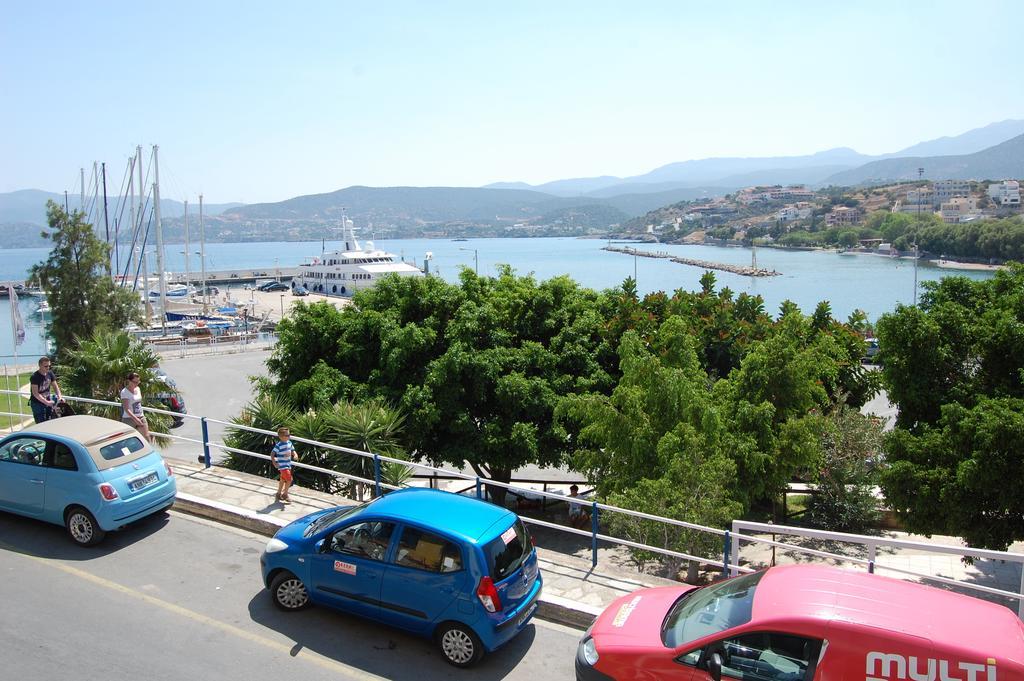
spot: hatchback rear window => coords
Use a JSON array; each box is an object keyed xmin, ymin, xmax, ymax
[
  {"xmin": 484, "ymin": 518, "xmax": 532, "ymax": 581},
  {"xmin": 98, "ymin": 436, "xmax": 148, "ymax": 461}
]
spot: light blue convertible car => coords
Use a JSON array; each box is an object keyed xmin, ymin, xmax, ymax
[{"xmin": 0, "ymin": 415, "xmax": 177, "ymax": 545}]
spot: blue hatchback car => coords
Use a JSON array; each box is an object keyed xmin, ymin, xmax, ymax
[
  {"xmin": 260, "ymin": 487, "xmax": 542, "ymax": 667},
  {"xmin": 0, "ymin": 415, "xmax": 177, "ymax": 546}
]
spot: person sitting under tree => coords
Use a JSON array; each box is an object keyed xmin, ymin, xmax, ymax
[{"xmin": 568, "ymin": 484, "xmax": 591, "ymax": 529}]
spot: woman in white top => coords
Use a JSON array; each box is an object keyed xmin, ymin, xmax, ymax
[{"xmin": 120, "ymin": 372, "xmax": 152, "ymax": 442}]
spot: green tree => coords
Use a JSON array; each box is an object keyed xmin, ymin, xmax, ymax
[
  {"xmin": 32, "ymin": 201, "xmax": 141, "ymax": 356},
  {"xmin": 61, "ymin": 330, "xmax": 178, "ymax": 440},
  {"xmin": 876, "ymin": 264, "xmax": 1024, "ymax": 548},
  {"xmin": 881, "ymin": 398, "xmax": 1024, "ymax": 549},
  {"xmin": 266, "ymin": 269, "xmax": 614, "ymax": 504},
  {"xmin": 560, "ymin": 320, "xmax": 742, "ymax": 580},
  {"xmin": 805, "ymin": 403, "xmax": 883, "ymax": 533},
  {"xmin": 321, "ymin": 399, "xmax": 410, "ymax": 499},
  {"xmin": 223, "ymin": 396, "xmax": 411, "ymax": 496}
]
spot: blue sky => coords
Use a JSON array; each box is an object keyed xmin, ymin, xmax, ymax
[{"xmin": 2, "ymin": 1, "xmax": 1021, "ymax": 203}]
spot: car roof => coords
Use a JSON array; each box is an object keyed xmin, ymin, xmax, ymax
[
  {"xmin": 20, "ymin": 415, "xmax": 154, "ymax": 471},
  {"xmin": 754, "ymin": 564, "xmax": 1024, "ymax": 652},
  {"xmin": 368, "ymin": 488, "xmax": 514, "ymax": 543},
  {"xmin": 25, "ymin": 414, "xmax": 132, "ymax": 442}
]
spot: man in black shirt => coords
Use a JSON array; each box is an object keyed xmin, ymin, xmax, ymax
[{"xmin": 29, "ymin": 357, "xmax": 62, "ymax": 423}]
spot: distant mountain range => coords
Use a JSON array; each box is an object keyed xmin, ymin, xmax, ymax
[
  {"xmin": 488, "ymin": 119, "xmax": 1024, "ymax": 196},
  {"xmin": 0, "ymin": 189, "xmax": 241, "ymax": 226},
  {"xmin": 2, "ymin": 119, "xmax": 1022, "ymax": 247},
  {"xmin": 823, "ymin": 132, "xmax": 1024, "ymax": 185}
]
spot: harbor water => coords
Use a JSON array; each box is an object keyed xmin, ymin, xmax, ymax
[{"xmin": 0, "ymin": 238, "xmax": 997, "ymax": 362}]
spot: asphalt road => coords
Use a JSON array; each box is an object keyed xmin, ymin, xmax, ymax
[
  {"xmin": 0, "ymin": 509, "xmax": 581, "ymax": 681},
  {"xmin": 156, "ymin": 349, "xmax": 273, "ymax": 463}
]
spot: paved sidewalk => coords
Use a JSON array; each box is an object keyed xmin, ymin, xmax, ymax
[{"xmin": 170, "ymin": 459, "xmax": 679, "ymax": 630}]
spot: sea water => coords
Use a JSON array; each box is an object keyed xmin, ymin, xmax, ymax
[{"xmin": 0, "ymin": 238, "xmax": 996, "ymax": 361}]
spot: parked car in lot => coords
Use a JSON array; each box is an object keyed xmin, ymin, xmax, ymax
[
  {"xmin": 0, "ymin": 415, "xmax": 176, "ymax": 546},
  {"xmin": 576, "ymin": 563, "xmax": 1024, "ymax": 681},
  {"xmin": 260, "ymin": 487, "xmax": 542, "ymax": 667},
  {"xmin": 153, "ymin": 367, "xmax": 186, "ymax": 427},
  {"xmin": 292, "ymin": 285, "xmax": 308, "ymax": 296},
  {"xmin": 258, "ymin": 281, "xmax": 289, "ymax": 292}
]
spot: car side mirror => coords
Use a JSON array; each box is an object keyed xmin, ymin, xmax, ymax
[
  {"xmin": 315, "ymin": 539, "xmax": 327, "ymax": 554},
  {"xmin": 707, "ymin": 652, "xmax": 723, "ymax": 681}
]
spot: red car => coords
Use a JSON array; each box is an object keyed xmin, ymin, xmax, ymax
[{"xmin": 576, "ymin": 564, "xmax": 1024, "ymax": 681}]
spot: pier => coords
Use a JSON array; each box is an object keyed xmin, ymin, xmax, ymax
[
  {"xmin": 166, "ymin": 267, "xmax": 301, "ymax": 286},
  {"xmin": 603, "ymin": 246, "xmax": 781, "ymax": 277}
]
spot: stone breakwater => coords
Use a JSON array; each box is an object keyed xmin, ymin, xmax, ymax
[{"xmin": 603, "ymin": 246, "xmax": 781, "ymax": 277}]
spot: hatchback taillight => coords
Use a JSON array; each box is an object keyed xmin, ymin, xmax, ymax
[
  {"xmin": 165, "ymin": 462, "xmax": 173, "ymax": 477},
  {"xmin": 477, "ymin": 576, "xmax": 502, "ymax": 613},
  {"xmin": 169, "ymin": 397, "xmax": 180, "ymax": 409},
  {"xmin": 98, "ymin": 483, "xmax": 119, "ymax": 501}
]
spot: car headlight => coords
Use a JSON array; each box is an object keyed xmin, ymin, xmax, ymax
[
  {"xmin": 581, "ymin": 636, "xmax": 599, "ymax": 666},
  {"xmin": 264, "ymin": 538, "xmax": 289, "ymax": 553}
]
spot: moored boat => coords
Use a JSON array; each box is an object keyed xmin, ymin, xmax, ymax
[{"xmin": 293, "ymin": 216, "xmax": 423, "ymax": 297}]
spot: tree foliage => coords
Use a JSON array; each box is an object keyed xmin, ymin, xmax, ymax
[
  {"xmin": 877, "ymin": 264, "xmax": 1024, "ymax": 548},
  {"xmin": 805, "ymin": 403, "xmax": 883, "ymax": 533},
  {"xmin": 31, "ymin": 201, "xmax": 141, "ymax": 356},
  {"xmin": 61, "ymin": 330, "xmax": 177, "ymax": 441},
  {"xmin": 265, "ymin": 268, "xmax": 615, "ymax": 501},
  {"xmin": 560, "ymin": 320, "xmax": 742, "ymax": 579},
  {"xmin": 223, "ymin": 395, "xmax": 411, "ymax": 495}
]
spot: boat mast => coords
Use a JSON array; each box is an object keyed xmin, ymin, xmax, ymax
[
  {"xmin": 183, "ymin": 199, "xmax": 190, "ymax": 293},
  {"xmin": 138, "ymin": 145, "xmax": 152, "ymax": 321},
  {"xmin": 200, "ymin": 194, "xmax": 207, "ymax": 314},
  {"xmin": 92, "ymin": 162, "xmax": 99, "ymax": 232},
  {"xmin": 152, "ymin": 144, "xmax": 167, "ymax": 334},
  {"xmin": 102, "ymin": 162, "xmax": 112, "ymax": 275},
  {"xmin": 128, "ymin": 154, "xmax": 135, "ymax": 287},
  {"xmin": 80, "ymin": 168, "xmax": 85, "ymax": 212}
]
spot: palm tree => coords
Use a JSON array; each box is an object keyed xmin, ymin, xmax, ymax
[
  {"xmin": 322, "ymin": 399, "xmax": 411, "ymax": 499},
  {"xmin": 61, "ymin": 330, "xmax": 177, "ymax": 442},
  {"xmin": 223, "ymin": 395, "xmax": 297, "ymax": 481},
  {"xmin": 223, "ymin": 396, "xmax": 412, "ymax": 498}
]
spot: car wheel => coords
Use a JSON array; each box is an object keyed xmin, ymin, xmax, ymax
[
  {"xmin": 436, "ymin": 622, "xmax": 484, "ymax": 668},
  {"xmin": 65, "ymin": 506, "xmax": 106, "ymax": 546},
  {"xmin": 270, "ymin": 571, "xmax": 310, "ymax": 611}
]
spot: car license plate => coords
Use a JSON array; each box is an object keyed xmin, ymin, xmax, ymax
[
  {"xmin": 517, "ymin": 602, "xmax": 537, "ymax": 628},
  {"xmin": 129, "ymin": 472, "xmax": 158, "ymax": 492}
]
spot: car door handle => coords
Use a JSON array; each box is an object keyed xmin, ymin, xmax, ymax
[{"xmin": 30, "ymin": 479, "xmax": 44, "ymax": 484}]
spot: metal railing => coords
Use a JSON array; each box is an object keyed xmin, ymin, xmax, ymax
[{"xmin": 3, "ymin": 387, "xmax": 1023, "ymax": 618}]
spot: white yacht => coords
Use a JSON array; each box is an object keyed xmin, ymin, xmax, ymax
[{"xmin": 294, "ymin": 217, "xmax": 423, "ymax": 297}]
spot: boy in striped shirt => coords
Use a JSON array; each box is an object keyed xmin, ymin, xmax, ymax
[{"xmin": 272, "ymin": 427, "xmax": 298, "ymax": 503}]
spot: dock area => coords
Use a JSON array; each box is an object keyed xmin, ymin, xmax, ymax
[
  {"xmin": 603, "ymin": 246, "xmax": 781, "ymax": 277},
  {"xmin": 166, "ymin": 267, "xmax": 302, "ymax": 286}
]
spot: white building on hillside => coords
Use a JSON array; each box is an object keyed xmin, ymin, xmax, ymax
[
  {"xmin": 774, "ymin": 203, "xmax": 813, "ymax": 222},
  {"xmin": 988, "ymin": 180, "xmax": 1021, "ymax": 207},
  {"xmin": 899, "ymin": 189, "xmax": 934, "ymax": 214},
  {"xmin": 939, "ymin": 197, "xmax": 982, "ymax": 223},
  {"xmin": 933, "ymin": 179, "xmax": 970, "ymax": 205}
]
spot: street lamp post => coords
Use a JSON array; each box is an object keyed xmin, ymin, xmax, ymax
[
  {"xmin": 279, "ymin": 294, "xmax": 285, "ymax": 319},
  {"xmin": 459, "ymin": 247, "xmax": 478, "ymax": 274}
]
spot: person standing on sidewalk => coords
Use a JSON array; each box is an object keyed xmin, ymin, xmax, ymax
[
  {"xmin": 120, "ymin": 372, "xmax": 153, "ymax": 442},
  {"xmin": 272, "ymin": 427, "xmax": 298, "ymax": 503},
  {"xmin": 29, "ymin": 357, "xmax": 62, "ymax": 423}
]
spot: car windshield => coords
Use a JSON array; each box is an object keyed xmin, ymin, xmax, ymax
[
  {"xmin": 303, "ymin": 501, "xmax": 374, "ymax": 537},
  {"xmin": 483, "ymin": 518, "xmax": 532, "ymax": 581},
  {"xmin": 661, "ymin": 571, "xmax": 764, "ymax": 648}
]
